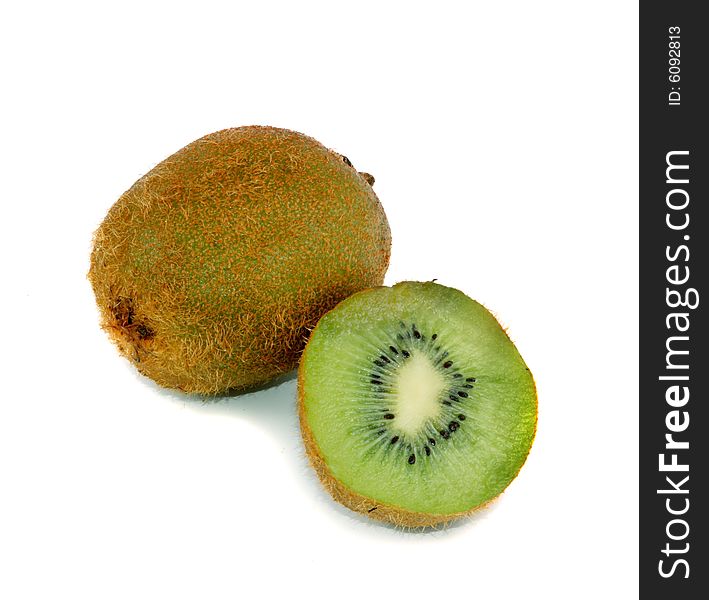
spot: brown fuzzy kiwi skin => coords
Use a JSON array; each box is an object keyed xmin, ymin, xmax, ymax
[
  {"xmin": 297, "ymin": 284, "xmax": 538, "ymax": 529},
  {"xmin": 89, "ymin": 126, "xmax": 391, "ymax": 395}
]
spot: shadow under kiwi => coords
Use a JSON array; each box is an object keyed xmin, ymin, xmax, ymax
[
  {"xmin": 131, "ymin": 366, "xmax": 490, "ymax": 536},
  {"xmin": 135, "ymin": 367, "xmax": 301, "ymax": 452}
]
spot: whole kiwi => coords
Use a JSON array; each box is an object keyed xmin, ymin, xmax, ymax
[{"xmin": 89, "ymin": 126, "xmax": 391, "ymax": 394}]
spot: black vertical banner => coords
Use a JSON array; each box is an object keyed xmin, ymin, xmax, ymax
[{"xmin": 640, "ymin": 2, "xmax": 707, "ymax": 597}]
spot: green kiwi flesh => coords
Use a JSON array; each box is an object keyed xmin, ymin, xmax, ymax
[{"xmin": 298, "ymin": 281, "xmax": 537, "ymax": 527}]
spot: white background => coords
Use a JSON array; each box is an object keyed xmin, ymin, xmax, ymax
[{"xmin": 0, "ymin": 1, "xmax": 638, "ymax": 598}]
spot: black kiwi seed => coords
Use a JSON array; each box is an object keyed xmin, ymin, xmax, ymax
[
  {"xmin": 443, "ymin": 360, "xmax": 453, "ymax": 368},
  {"xmin": 408, "ymin": 454, "xmax": 416, "ymax": 465},
  {"xmin": 453, "ymin": 373, "xmax": 463, "ymax": 378},
  {"xmin": 342, "ymin": 155, "xmax": 353, "ymax": 167},
  {"xmin": 384, "ymin": 413, "xmax": 395, "ymax": 420},
  {"xmin": 443, "ymin": 400, "xmax": 452, "ymax": 406},
  {"xmin": 432, "ymin": 333, "xmax": 438, "ymax": 340},
  {"xmin": 428, "ymin": 438, "xmax": 436, "ymax": 446},
  {"xmin": 466, "ymin": 377, "xmax": 476, "ymax": 382},
  {"xmin": 413, "ymin": 329, "xmax": 421, "ymax": 339},
  {"xmin": 449, "ymin": 421, "xmax": 459, "ymax": 432},
  {"xmin": 377, "ymin": 429, "xmax": 386, "ymax": 435},
  {"xmin": 458, "ymin": 391, "xmax": 468, "ymax": 398},
  {"xmin": 389, "ymin": 346, "xmax": 398, "ymax": 354},
  {"xmin": 463, "ymin": 383, "xmax": 474, "ymax": 388},
  {"xmin": 450, "ymin": 394, "xmax": 459, "ymax": 402},
  {"xmin": 373, "ymin": 359, "xmax": 384, "ymax": 367},
  {"xmin": 402, "ymin": 350, "xmax": 410, "ymax": 358},
  {"xmin": 440, "ymin": 430, "xmax": 450, "ymax": 439},
  {"xmin": 380, "ymin": 355, "xmax": 391, "ymax": 363},
  {"xmin": 390, "ymin": 436, "xmax": 399, "ymax": 444},
  {"xmin": 371, "ymin": 379, "xmax": 383, "ymax": 385},
  {"xmin": 424, "ymin": 446, "xmax": 431, "ymax": 456},
  {"xmin": 458, "ymin": 414, "xmax": 466, "ymax": 421}
]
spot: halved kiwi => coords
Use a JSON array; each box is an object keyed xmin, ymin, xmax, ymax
[{"xmin": 298, "ymin": 281, "xmax": 537, "ymax": 527}]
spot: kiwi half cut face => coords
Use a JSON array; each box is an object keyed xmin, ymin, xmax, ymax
[{"xmin": 298, "ymin": 281, "xmax": 537, "ymax": 527}]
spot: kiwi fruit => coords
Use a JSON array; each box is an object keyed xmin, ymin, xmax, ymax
[
  {"xmin": 89, "ymin": 126, "xmax": 390, "ymax": 394},
  {"xmin": 298, "ymin": 281, "xmax": 537, "ymax": 527}
]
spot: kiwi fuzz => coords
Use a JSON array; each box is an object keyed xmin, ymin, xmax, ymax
[
  {"xmin": 89, "ymin": 126, "xmax": 391, "ymax": 394},
  {"xmin": 297, "ymin": 282, "xmax": 538, "ymax": 528}
]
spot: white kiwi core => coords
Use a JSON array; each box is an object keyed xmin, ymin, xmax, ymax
[{"xmin": 391, "ymin": 352, "xmax": 445, "ymax": 435}]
